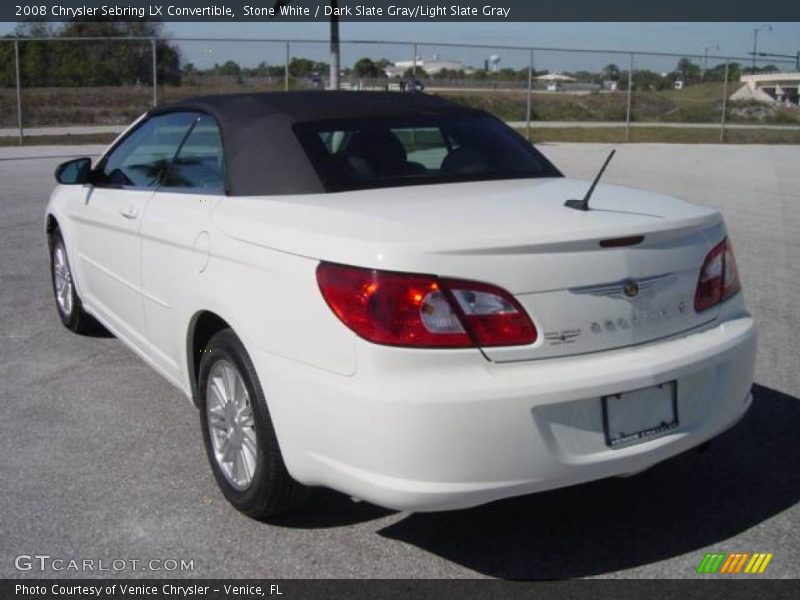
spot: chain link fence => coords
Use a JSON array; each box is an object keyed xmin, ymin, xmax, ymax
[{"xmin": 1, "ymin": 36, "xmax": 799, "ymax": 144}]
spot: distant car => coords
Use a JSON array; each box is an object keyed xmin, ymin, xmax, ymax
[
  {"xmin": 46, "ymin": 92, "xmax": 756, "ymax": 518},
  {"xmin": 398, "ymin": 79, "xmax": 425, "ymax": 93}
]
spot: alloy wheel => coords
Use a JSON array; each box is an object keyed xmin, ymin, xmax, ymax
[
  {"xmin": 52, "ymin": 241, "xmax": 74, "ymax": 318},
  {"xmin": 205, "ymin": 359, "xmax": 258, "ymax": 491}
]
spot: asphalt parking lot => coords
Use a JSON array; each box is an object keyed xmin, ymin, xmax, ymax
[{"xmin": 0, "ymin": 142, "xmax": 798, "ymax": 579}]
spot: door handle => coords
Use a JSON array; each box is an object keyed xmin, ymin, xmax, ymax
[{"xmin": 120, "ymin": 207, "xmax": 139, "ymax": 219}]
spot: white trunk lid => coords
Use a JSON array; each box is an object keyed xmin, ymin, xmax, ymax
[{"xmin": 214, "ymin": 178, "xmax": 726, "ymax": 360}]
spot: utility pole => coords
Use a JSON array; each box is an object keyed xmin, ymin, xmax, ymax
[
  {"xmin": 284, "ymin": 41, "xmax": 289, "ymax": 91},
  {"xmin": 151, "ymin": 39, "xmax": 158, "ymax": 107},
  {"xmin": 704, "ymin": 44, "xmax": 719, "ymax": 72},
  {"xmin": 752, "ymin": 25, "xmax": 772, "ymax": 72},
  {"xmin": 329, "ymin": 1, "xmax": 340, "ymax": 89},
  {"xmin": 625, "ymin": 53, "xmax": 633, "ymax": 142},
  {"xmin": 14, "ymin": 39, "xmax": 22, "ymax": 144},
  {"xmin": 525, "ymin": 49, "xmax": 533, "ymax": 141},
  {"xmin": 720, "ymin": 61, "xmax": 729, "ymax": 143},
  {"xmin": 273, "ymin": 0, "xmax": 340, "ymax": 90}
]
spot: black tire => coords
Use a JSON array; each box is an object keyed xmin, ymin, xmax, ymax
[
  {"xmin": 198, "ymin": 329, "xmax": 311, "ymax": 519},
  {"xmin": 49, "ymin": 228, "xmax": 99, "ymax": 334}
]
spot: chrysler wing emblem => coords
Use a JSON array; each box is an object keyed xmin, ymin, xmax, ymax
[
  {"xmin": 569, "ymin": 273, "xmax": 675, "ymax": 299},
  {"xmin": 623, "ymin": 280, "xmax": 640, "ymax": 298}
]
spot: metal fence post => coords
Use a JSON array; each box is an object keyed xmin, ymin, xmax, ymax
[
  {"xmin": 720, "ymin": 60, "xmax": 730, "ymax": 143},
  {"xmin": 412, "ymin": 43, "xmax": 417, "ymax": 77},
  {"xmin": 14, "ymin": 40, "xmax": 23, "ymax": 144},
  {"xmin": 151, "ymin": 39, "xmax": 157, "ymax": 107},
  {"xmin": 285, "ymin": 41, "xmax": 290, "ymax": 91},
  {"xmin": 625, "ymin": 53, "xmax": 633, "ymax": 142},
  {"xmin": 526, "ymin": 49, "xmax": 533, "ymax": 141}
]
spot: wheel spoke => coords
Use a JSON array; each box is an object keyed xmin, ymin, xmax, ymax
[
  {"xmin": 222, "ymin": 365, "xmax": 237, "ymax": 405},
  {"xmin": 220, "ymin": 436, "xmax": 235, "ymax": 464},
  {"xmin": 242, "ymin": 429, "xmax": 257, "ymax": 454},
  {"xmin": 211, "ymin": 376, "xmax": 228, "ymax": 408},
  {"xmin": 230, "ymin": 372, "xmax": 242, "ymax": 407},
  {"xmin": 232, "ymin": 448, "xmax": 244, "ymax": 483},
  {"xmin": 241, "ymin": 448, "xmax": 255, "ymax": 483}
]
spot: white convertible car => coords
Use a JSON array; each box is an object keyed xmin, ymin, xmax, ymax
[{"xmin": 46, "ymin": 92, "xmax": 756, "ymax": 518}]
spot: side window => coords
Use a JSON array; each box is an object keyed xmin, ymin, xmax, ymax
[
  {"xmin": 161, "ymin": 115, "xmax": 225, "ymax": 192},
  {"xmin": 95, "ymin": 112, "xmax": 198, "ymax": 188}
]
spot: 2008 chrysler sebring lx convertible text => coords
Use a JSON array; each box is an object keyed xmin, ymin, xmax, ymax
[{"xmin": 45, "ymin": 92, "xmax": 756, "ymax": 518}]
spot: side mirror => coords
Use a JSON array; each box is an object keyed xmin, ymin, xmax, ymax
[{"xmin": 55, "ymin": 157, "xmax": 92, "ymax": 185}]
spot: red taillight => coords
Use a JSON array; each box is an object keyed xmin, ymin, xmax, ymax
[
  {"xmin": 316, "ymin": 262, "xmax": 537, "ymax": 348},
  {"xmin": 442, "ymin": 278, "xmax": 538, "ymax": 347},
  {"xmin": 694, "ymin": 237, "xmax": 741, "ymax": 312}
]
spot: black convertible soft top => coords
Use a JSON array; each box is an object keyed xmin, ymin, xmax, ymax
[{"xmin": 149, "ymin": 91, "xmax": 485, "ymax": 196}]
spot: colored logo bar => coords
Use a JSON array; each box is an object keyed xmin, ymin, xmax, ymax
[{"xmin": 696, "ymin": 552, "xmax": 773, "ymax": 574}]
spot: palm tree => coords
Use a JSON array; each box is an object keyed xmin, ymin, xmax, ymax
[
  {"xmin": 602, "ymin": 64, "xmax": 620, "ymax": 81},
  {"xmin": 274, "ymin": 0, "xmax": 340, "ymax": 89}
]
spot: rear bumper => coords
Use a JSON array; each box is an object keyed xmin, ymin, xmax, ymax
[{"xmin": 253, "ymin": 311, "xmax": 756, "ymax": 512}]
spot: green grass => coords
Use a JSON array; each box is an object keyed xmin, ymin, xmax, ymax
[
  {"xmin": 517, "ymin": 127, "xmax": 800, "ymax": 144},
  {"xmin": 658, "ymin": 81, "xmax": 737, "ymax": 102},
  {"xmin": 437, "ymin": 81, "xmax": 800, "ymax": 125},
  {"xmin": 439, "ymin": 89, "xmax": 628, "ymax": 122}
]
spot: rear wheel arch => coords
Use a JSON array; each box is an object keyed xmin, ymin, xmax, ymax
[{"xmin": 187, "ymin": 310, "xmax": 232, "ymax": 406}]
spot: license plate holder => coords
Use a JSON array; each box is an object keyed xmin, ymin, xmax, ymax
[{"xmin": 602, "ymin": 381, "xmax": 678, "ymax": 448}]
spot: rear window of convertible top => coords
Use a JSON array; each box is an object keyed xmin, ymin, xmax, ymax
[{"xmin": 293, "ymin": 114, "xmax": 562, "ymax": 192}]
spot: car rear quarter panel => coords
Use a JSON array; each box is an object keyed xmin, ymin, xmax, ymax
[{"xmin": 202, "ymin": 215, "xmax": 358, "ymax": 380}]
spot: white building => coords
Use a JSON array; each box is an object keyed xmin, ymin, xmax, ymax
[
  {"xmin": 385, "ymin": 56, "xmax": 472, "ymax": 78},
  {"xmin": 733, "ymin": 72, "xmax": 800, "ymax": 105},
  {"xmin": 535, "ymin": 72, "xmax": 576, "ymax": 92}
]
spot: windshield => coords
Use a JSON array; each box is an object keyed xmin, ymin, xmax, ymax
[{"xmin": 293, "ymin": 114, "xmax": 562, "ymax": 192}]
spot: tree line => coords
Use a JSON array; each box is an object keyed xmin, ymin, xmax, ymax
[
  {"xmin": 608, "ymin": 59, "xmax": 781, "ymax": 91},
  {"xmin": 1, "ymin": 21, "xmax": 181, "ymax": 87}
]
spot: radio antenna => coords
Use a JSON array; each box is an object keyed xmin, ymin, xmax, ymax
[{"xmin": 565, "ymin": 149, "xmax": 616, "ymax": 211}]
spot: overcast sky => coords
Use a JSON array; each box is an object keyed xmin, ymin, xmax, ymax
[{"xmin": 2, "ymin": 21, "xmax": 798, "ymax": 72}]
